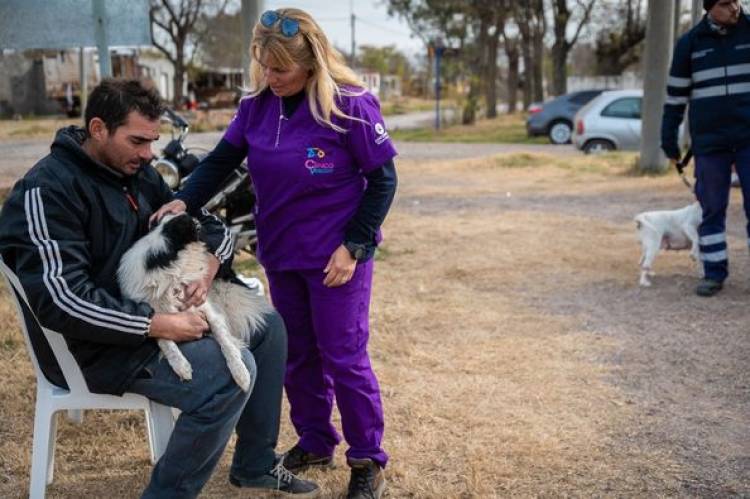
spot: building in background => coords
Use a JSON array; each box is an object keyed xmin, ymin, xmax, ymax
[{"xmin": 0, "ymin": 47, "xmax": 175, "ymax": 118}]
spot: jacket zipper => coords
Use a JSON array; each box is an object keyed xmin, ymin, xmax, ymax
[
  {"xmin": 123, "ymin": 186, "xmax": 139, "ymax": 213},
  {"xmin": 275, "ymin": 97, "xmax": 287, "ymax": 148}
]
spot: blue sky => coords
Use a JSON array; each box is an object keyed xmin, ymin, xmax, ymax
[{"xmin": 262, "ymin": 0, "xmax": 425, "ymax": 58}]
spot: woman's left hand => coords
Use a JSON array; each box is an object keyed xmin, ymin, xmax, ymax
[{"xmin": 323, "ymin": 245, "xmax": 357, "ymax": 287}]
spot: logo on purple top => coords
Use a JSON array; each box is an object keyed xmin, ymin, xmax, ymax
[{"xmin": 305, "ymin": 147, "xmax": 334, "ymax": 175}]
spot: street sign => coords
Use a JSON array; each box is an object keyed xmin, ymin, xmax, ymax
[{"xmin": 0, "ymin": 0, "xmax": 150, "ymax": 50}]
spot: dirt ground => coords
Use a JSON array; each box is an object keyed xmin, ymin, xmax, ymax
[{"xmin": 0, "ymin": 151, "xmax": 748, "ymax": 497}]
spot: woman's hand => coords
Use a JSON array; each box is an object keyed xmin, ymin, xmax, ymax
[
  {"xmin": 323, "ymin": 245, "xmax": 357, "ymax": 287},
  {"xmin": 149, "ymin": 199, "xmax": 188, "ymax": 227},
  {"xmin": 180, "ymin": 254, "xmax": 220, "ymax": 309}
]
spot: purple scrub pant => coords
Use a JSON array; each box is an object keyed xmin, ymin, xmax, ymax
[{"xmin": 266, "ymin": 259, "xmax": 388, "ymax": 468}]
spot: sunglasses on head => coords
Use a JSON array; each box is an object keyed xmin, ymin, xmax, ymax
[{"xmin": 260, "ymin": 10, "xmax": 300, "ymax": 38}]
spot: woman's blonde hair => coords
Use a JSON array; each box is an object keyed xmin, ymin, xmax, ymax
[{"xmin": 247, "ymin": 8, "xmax": 365, "ymax": 133}]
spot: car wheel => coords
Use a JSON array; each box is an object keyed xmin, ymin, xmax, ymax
[
  {"xmin": 548, "ymin": 121, "xmax": 572, "ymax": 144},
  {"xmin": 583, "ymin": 139, "xmax": 615, "ymax": 154}
]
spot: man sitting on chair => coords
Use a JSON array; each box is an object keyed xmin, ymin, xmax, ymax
[{"xmin": 0, "ymin": 79, "xmax": 319, "ymax": 498}]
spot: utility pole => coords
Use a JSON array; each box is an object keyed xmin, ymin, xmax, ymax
[
  {"xmin": 350, "ymin": 0, "xmax": 356, "ymax": 68},
  {"xmin": 692, "ymin": 0, "xmax": 703, "ymax": 25},
  {"xmin": 242, "ymin": 0, "xmax": 263, "ymax": 87},
  {"xmin": 92, "ymin": 0, "xmax": 112, "ymax": 78},
  {"xmin": 674, "ymin": 0, "xmax": 682, "ymax": 43},
  {"xmin": 80, "ymin": 47, "xmax": 88, "ymax": 122},
  {"xmin": 433, "ymin": 38, "xmax": 444, "ymax": 129},
  {"xmin": 639, "ymin": 0, "xmax": 675, "ymax": 173}
]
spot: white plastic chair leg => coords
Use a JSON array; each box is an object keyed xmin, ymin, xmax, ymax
[
  {"xmin": 46, "ymin": 411, "xmax": 58, "ymax": 484},
  {"xmin": 30, "ymin": 404, "xmax": 55, "ymax": 499},
  {"xmin": 146, "ymin": 402, "xmax": 175, "ymax": 464}
]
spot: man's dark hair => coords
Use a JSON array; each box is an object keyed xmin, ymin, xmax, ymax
[{"xmin": 84, "ymin": 78, "xmax": 164, "ymax": 133}]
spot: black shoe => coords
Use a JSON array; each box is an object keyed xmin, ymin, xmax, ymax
[
  {"xmin": 229, "ymin": 459, "xmax": 320, "ymax": 497},
  {"xmin": 346, "ymin": 458, "xmax": 386, "ymax": 499},
  {"xmin": 696, "ymin": 278, "xmax": 723, "ymax": 297},
  {"xmin": 281, "ymin": 444, "xmax": 334, "ymax": 473}
]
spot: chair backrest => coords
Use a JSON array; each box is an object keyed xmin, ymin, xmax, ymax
[{"xmin": 0, "ymin": 257, "xmax": 91, "ymax": 394}]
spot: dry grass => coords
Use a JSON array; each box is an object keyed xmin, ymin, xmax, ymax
[
  {"xmin": 389, "ymin": 113, "xmax": 548, "ymax": 144},
  {"xmin": 0, "ymin": 151, "xmax": 739, "ymax": 497}
]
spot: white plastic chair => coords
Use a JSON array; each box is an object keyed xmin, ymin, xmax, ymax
[{"xmin": 0, "ymin": 257, "xmax": 175, "ymax": 499}]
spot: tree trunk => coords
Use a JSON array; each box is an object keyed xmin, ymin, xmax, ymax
[
  {"xmin": 551, "ymin": 42, "xmax": 567, "ymax": 96},
  {"xmin": 519, "ymin": 17, "xmax": 533, "ymax": 109},
  {"xmin": 485, "ymin": 26, "xmax": 500, "ymax": 118},
  {"xmin": 532, "ymin": 0, "xmax": 547, "ymax": 102},
  {"xmin": 532, "ymin": 18, "xmax": 545, "ymax": 102},
  {"xmin": 506, "ymin": 42, "xmax": 519, "ymax": 114},
  {"xmin": 174, "ymin": 45, "xmax": 185, "ymax": 108},
  {"xmin": 551, "ymin": 0, "xmax": 570, "ymax": 96},
  {"xmin": 639, "ymin": 0, "xmax": 675, "ymax": 172}
]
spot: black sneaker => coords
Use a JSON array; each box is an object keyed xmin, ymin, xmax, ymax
[
  {"xmin": 696, "ymin": 278, "xmax": 723, "ymax": 297},
  {"xmin": 229, "ymin": 459, "xmax": 321, "ymax": 497},
  {"xmin": 281, "ymin": 444, "xmax": 334, "ymax": 473},
  {"xmin": 346, "ymin": 458, "xmax": 386, "ymax": 499}
]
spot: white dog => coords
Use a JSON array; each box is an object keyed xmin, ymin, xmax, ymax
[
  {"xmin": 634, "ymin": 201, "xmax": 703, "ymax": 287},
  {"xmin": 117, "ymin": 213, "xmax": 271, "ymax": 391}
]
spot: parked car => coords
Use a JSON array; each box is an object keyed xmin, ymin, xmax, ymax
[
  {"xmin": 572, "ymin": 89, "xmax": 644, "ymax": 154},
  {"xmin": 526, "ymin": 89, "xmax": 607, "ymax": 144}
]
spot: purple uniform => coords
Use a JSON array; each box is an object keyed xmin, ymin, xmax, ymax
[
  {"xmin": 223, "ymin": 88, "xmax": 396, "ymax": 271},
  {"xmin": 223, "ymin": 88, "xmax": 396, "ymax": 467}
]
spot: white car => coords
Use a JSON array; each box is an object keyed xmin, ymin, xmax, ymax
[{"xmin": 572, "ymin": 89, "xmax": 643, "ymax": 154}]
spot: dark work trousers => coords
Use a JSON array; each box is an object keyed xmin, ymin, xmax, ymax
[
  {"xmin": 128, "ymin": 311, "xmax": 287, "ymax": 499},
  {"xmin": 694, "ymin": 144, "xmax": 750, "ymax": 282}
]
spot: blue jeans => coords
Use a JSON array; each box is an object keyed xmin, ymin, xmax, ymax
[
  {"xmin": 695, "ymin": 145, "xmax": 750, "ymax": 281},
  {"xmin": 127, "ymin": 311, "xmax": 287, "ymax": 499}
]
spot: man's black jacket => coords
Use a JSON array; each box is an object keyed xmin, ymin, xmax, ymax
[{"xmin": 0, "ymin": 127, "xmax": 234, "ymax": 395}]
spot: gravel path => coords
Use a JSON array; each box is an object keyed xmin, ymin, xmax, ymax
[
  {"xmin": 0, "ymin": 133, "xmax": 575, "ymax": 190},
  {"xmin": 398, "ymin": 184, "xmax": 750, "ymax": 496}
]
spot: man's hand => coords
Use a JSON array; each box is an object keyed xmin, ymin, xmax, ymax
[
  {"xmin": 149, "ymin": 311, "xmax": 208, "ymax": 342},
  {"xmin": 180, "ymin": 254, "xmax": 220, "ymax": 309},
  {"xmin": 149, "ymin": 199, "xmax": 187, "ymax": 227},
  {"xmin": 323, "ymin": 244, "xmax": 357, "ymax": 287}
]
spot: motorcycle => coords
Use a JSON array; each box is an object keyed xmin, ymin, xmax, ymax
[{"xmin": 152, "ymin": 108, "xmax": 258, "ymax": 255}]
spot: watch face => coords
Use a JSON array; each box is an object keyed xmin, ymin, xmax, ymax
[{"xmin": 355, "ymin": 247, "xmax": 365, "ymax": 260}]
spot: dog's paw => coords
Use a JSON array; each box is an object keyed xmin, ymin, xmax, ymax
[
  {"xmin": 172, "ymin": 359, "xmax": 193, "ymax": 381},
  {"xmin": 230, "ymin": 364, "xmax": 253, "ymax": 392},
  {"xmin": 639, "ymin": 278, "xmax": 652, "ymax": 287}
]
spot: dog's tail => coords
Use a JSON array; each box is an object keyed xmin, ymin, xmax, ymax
[
  {"xmin": 634, "ymin": 214, "xmax": 656, "ymax": 231},
  {"xmin": 634, "ymin": 214, "xmax": 645, "ymax": 230}
]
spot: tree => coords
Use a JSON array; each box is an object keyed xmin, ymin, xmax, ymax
[
  {"xmin": 550, "ymin": 0, "xmax": 596, "ymax": 96},
  {"xmin": 387, "ymin": 0, "xmax": 507, "ymax": 119},
  {"xmin": 501, "ymin": 27, "xmax": 521, "ymax": 113},
  {"xmin": 593, "ymin": 0, "xmax": 646, "ymax": 75},
  {"xmin": 516, "ymin": 0, "xmax": 546, "ymax": 106},
  {"xmin": 150, "ymin": 0, "xmax": 234, "ymax": 107},
  {"xmin": 196, "ymin": 10, "xmax": 243, "ymax": 70},
  {"xmin": 357, "ymin": 45, "xmax": 412, "ymax": 79}
]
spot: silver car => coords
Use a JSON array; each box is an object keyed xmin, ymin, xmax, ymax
[{"xmin": 572, "ymin": 89, "xmax": 643, "ymax": 154}]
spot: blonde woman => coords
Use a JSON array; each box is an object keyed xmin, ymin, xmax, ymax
[{"xmin": 153, "ymin": 8, "xmax": 397, "ymax": 498}]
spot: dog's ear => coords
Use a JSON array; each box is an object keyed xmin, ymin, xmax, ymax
[
  {"xmin": 145, "ymin": 244, "xmax": 178, "ymax": 271},
  {"xmin": 162, "ymin": 214, "xmax": 200, "ymax": 249}
]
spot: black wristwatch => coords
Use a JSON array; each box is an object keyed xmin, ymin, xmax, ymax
[{"xmin": 343, "ymin": 241, "xmax": 368, "ymax": 261}]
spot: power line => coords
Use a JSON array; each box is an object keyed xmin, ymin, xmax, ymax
[{"xmin": 355, "ymin": 16, "xmax": 415, "ymax": 38}]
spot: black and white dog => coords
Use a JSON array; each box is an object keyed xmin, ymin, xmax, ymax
[{"xmin": 117, "ymin": 213, "xmax": 271, "ymax": 391}]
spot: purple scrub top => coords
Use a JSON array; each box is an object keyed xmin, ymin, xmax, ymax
[{"xmin": 222, "ymin": 87, "xmax": 398, "ymax": 271}]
